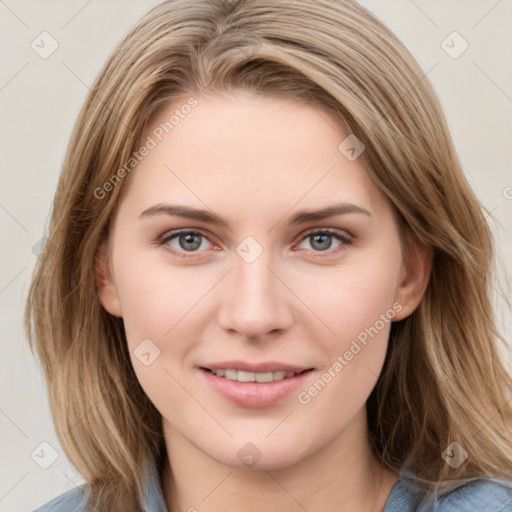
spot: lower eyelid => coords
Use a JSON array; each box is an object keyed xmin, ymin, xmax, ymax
[
  {"xmin": 159, "ymin": 231, "xmax": 213, "ymax": 250},
  {"xmin": 158, "ymin": 229, "xmax": 352, "ymax": 255},
  {"xmin": 296, "ymin": 230, "xmax": 352, "ymax": 251}
]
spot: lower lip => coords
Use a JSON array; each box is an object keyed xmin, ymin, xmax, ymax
[{"xmin": 200, "ymin": 368, "xmax": 313, "ymax": 408}]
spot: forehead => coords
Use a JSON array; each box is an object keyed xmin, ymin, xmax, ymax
[{"xmin": 117, "ymin": 92, "xmax": 386, "ymax": 218}]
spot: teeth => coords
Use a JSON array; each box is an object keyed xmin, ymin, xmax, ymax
[
  {"xmin": 237, "ymin": 370, "xmax": 256, "ymax": 382},
  {"xmin": 224, "ymin": 369, "xmax": 237, "ymax": 380},
  {"xmin": 210, "ymin": 369, "xmax": 300, "ymax": 382},
  {"xmin": 256, "ymin": 372, "xmax": 274, "ymax": 383}
]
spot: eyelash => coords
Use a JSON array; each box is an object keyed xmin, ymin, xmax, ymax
[{"xmin": 157, "ymin": 228, "xmax": 353, "ymax": 259}]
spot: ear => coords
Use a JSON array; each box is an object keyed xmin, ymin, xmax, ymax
[
  {"xmin": 95, "ymin": 239, "xmax": 123, "ymax": 317},
  {"xmin": 393, "ymin": 236, "xmax": 432, "ymax": 322}
]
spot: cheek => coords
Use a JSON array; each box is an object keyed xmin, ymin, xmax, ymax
[
  {"xmin": 113, "ymin": 256, "xmax": 200, "ymax": 411},
  {"xmin": 111, "ymin": 250, "xmax": 218, "ymax": 407},
  {"xmin": 112, "ymin": 247, "xmax": 208, "ymax": 342},
  {"xmin": 293, "ymin": 252, "xmax": 402, "ymax": 408},
  {"xmin": 333, "ymin": 277, "xmax": 397, "ymax": 346},
  {"xmin": 297, "ymin": 254, "xmax": 401, "ymax": 407},
  {"xmin": 300, "ymin": 254, "xmax": 401, "ymax": 348}
]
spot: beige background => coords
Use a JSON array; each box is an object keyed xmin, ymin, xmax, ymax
[{"xmin": 1, "ymin": 1, "xmax": 511, "ymax": 510}]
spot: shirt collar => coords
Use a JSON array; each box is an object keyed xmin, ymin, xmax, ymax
[{"xmin": 141, "ymin": 455, "xmax": 169, "ymax": 512}]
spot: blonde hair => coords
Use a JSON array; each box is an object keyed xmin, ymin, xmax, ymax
[{"xmin": 25, "ymin": 0, "xmax": 512, "ymax": 510}]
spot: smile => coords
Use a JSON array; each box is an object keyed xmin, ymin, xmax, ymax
[
  {"xmin": 199, "ymin": 364, "xmax": 315, "ymax": 407},
  {"xmin": 202, "ymin": 368, "xmax": 310, "ymax": 383}
]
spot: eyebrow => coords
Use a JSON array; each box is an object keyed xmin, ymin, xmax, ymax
[{"xmin": 139, "ymin": 202, "xmax": 371, "ymax": 227}]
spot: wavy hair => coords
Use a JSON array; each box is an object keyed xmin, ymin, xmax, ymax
[{"xmin": 25, "ymin": 0, "xmax": 512, "ymax": 510}]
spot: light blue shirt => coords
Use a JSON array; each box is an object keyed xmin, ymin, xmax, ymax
[{"xmin": 33, "ymin": 458, "xmax": 512, "ymax": 512}]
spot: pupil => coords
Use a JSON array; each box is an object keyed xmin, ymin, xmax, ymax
[
  {"xmin": 312, "ymin": 234, "xmax": 331, "ymax": 251},
  {"xmin": 177, "ymin": 233, "xmax": 333, "ymax": 252},
  {"xmin": 180, "ymin": 233, "xmax": 201, "ymax": 251}
]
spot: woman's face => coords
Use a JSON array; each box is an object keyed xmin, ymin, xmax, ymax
[{"xmin": 98, "ymin": 91, "xmax": 428, "ymax": 469}]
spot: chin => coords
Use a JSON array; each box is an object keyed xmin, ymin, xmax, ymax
[{"xmin": 206, "ymin": 436, "xmax": 311, "ymax": 471}]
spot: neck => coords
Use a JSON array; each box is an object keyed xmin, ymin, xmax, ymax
[{"xmin": 161, "ymin": 407, "xmax": 399, "ymax": 512}]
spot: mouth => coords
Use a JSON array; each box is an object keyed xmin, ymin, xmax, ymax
[
  {"xmin": 200, "ymin": 367, "xmax": 313, "ymax": 383},
  {"xmin": 198, "ymin": 362, "xmax": 315, "ymax": 408}
]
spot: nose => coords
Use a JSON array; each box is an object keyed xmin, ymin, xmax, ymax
[{"xmin": 217, "ymin": 249, "xmax": 294, "ymax": 341}]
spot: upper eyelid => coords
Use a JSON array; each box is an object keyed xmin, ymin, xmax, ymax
[
  {"xmin": 158, "ymin": 227, "xmax": 352, "ymax": 247},
  {"xmin": 159, "ymin": 228, "xmax": 214, "ymax": 243}
]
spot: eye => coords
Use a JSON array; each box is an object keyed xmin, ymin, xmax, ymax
[
  {"xmin": 157, "ymin": 228, "xmax": 353, "ymax": 259},
  {"xmin": 295, "ymin": 228, "xmax": 352, "ymax": 254},
  {"xmin": 159, "ymin": 230, "xmax": 214, "ymax": 258}
]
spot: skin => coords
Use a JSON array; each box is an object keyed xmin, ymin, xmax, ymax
[{"xmin": 97, "ymin": 90, "xmax": 431, "ymax": 512}]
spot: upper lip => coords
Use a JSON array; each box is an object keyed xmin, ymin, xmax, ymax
[{"xmin": 200, "ymin": 360, "xmax": 313, "ymax": 373}]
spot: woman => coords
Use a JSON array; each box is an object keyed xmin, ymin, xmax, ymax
[{"xmin": 25, "ymin": 0, "xmax": 512, "ymax": 511}]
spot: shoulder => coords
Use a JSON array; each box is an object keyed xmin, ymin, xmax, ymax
[
  {"xmin": 31, "ymin": 485, "xmax": 89, "ymax": 512},
  {"xmin": 385, "ymin": 478, "xmax": 512, "ymax": 512},
  {"xmin": 438, "ymin": 478, "xmax": 512, "ymax": 511}
]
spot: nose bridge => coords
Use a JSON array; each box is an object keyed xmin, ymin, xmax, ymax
[{"xmin": 218, "ymin": 243, "xmax": 291, "ymax": 338}]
